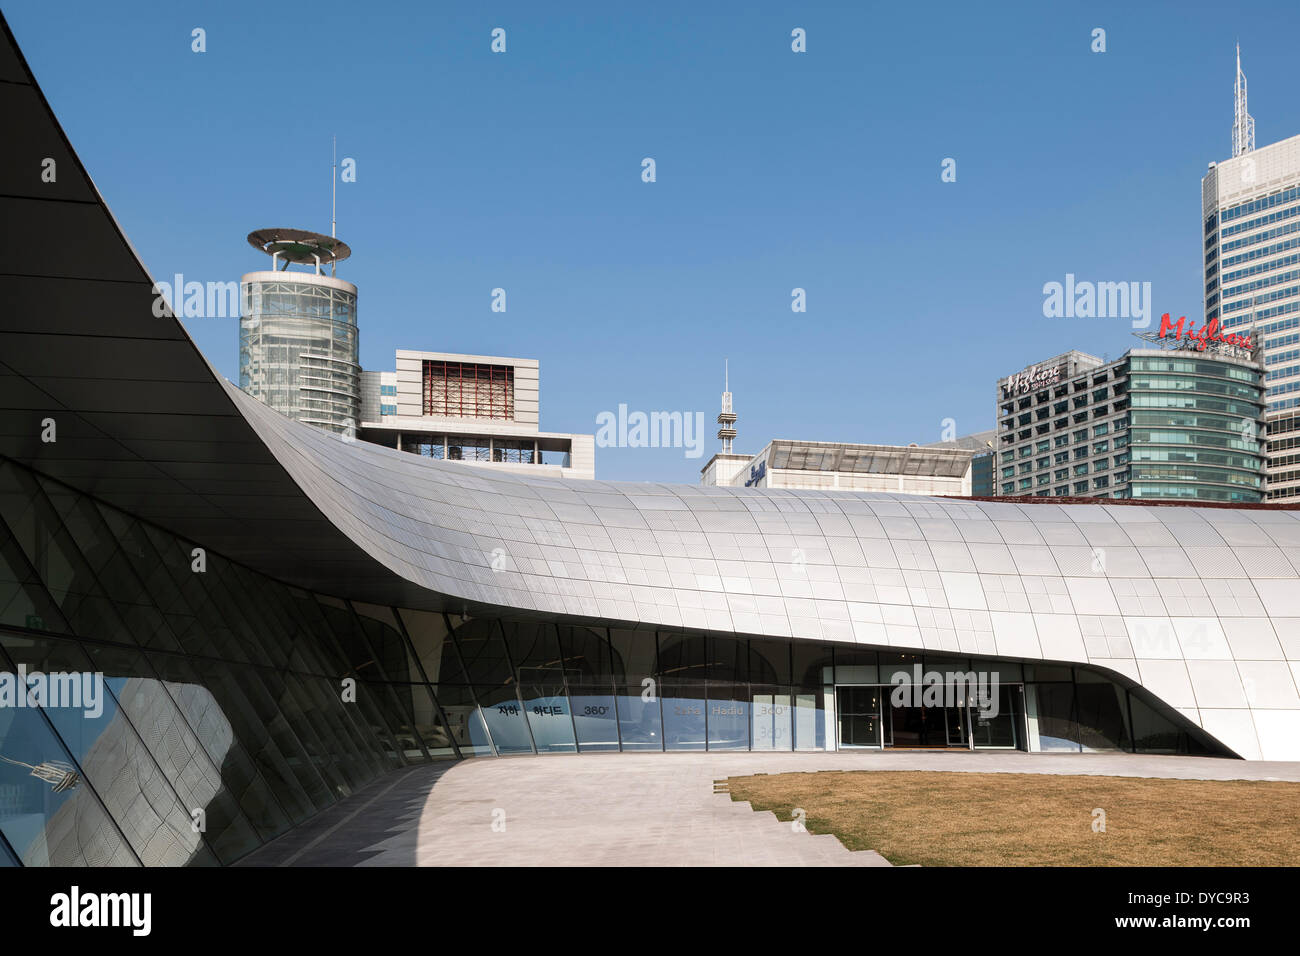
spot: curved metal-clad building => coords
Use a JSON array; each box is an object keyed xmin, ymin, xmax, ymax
[{"xmin": 1, "ymin": 15, "xmax": 1299, "ymax": 866}]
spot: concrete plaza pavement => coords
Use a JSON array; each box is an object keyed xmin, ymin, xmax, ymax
[{"xmin": 238, "ymin": 750, "xmax": 1300, "ymax": 867}]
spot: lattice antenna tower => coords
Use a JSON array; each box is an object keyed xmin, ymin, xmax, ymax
[{"xmin": 1232, "ymin": 43, "xmax": 1256, "ymax": 158}]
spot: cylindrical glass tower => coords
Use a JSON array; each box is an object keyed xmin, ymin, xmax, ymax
[
  {"xmin": 1125, "ymin": 349, "xmax": 1265, "ymax": 503},
  {"xmin": 239, "ymin": 229, "xmax": 359, "ymax": 434}
]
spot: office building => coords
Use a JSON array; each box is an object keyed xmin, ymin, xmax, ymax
[
  {"xmin": 995, "ymin": 339, "xmax": 1265, "ymax": 503},
  {"xmin": 357, "ymin": 350, "xmax": 595, "ymax": 480},
  {"xmin": 1202, "ymin": 48, "xmax": 1300, "ymax": 498},
  {"xmin": 360, "ymin": 369, "xmax": 398, "ymax": 420}
]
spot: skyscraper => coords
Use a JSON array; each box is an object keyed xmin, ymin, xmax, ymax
[{"xmin": 1202, "ymin": 47, "xmax": 1300, "ymax": 499}]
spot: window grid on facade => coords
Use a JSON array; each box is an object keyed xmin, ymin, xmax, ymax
[{"xmin": 422, "ymin": 361, "xmax": 515, "ymax": 420}]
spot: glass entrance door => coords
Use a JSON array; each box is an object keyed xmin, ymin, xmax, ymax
[
  {"xmin": 836, "ymin": 684, "xmax": 1025, "ymax": 750},
  {"xmin": 888, "ymin": 704, "xmax": 959, "ymax": 747},
  {"xmin": 886, "ymin": 693, "xmax": 964, "ymax": 748},
  {"xmin": 969, "ymin": 685, "xmax": 1022, "ymax": 749},
  {"xmin": 835, "ymin": 686, "xmax": 882, "ymax": 748},
  {"xmin": 946, "ymin": 701, "xmax": 968, "ymax": 747}
]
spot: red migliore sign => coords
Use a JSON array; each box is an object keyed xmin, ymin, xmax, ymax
[{"xmin": 1156, "ymin": 313, "xmax": 1253, "ymax": 352}]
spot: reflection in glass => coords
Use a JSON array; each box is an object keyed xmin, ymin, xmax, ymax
[
  {"xmin": 748, "ymin": 640, "xmax": 791, "ymax": 685},
  {"xmin": 1028, "ymin": 681, "xmax": 1080, "ymax": 752},
  {"xmin": 502, "ymin": 622, "xmax": 576, "ymax": 753},
  {"xmin": 609, "ymin": 629, "xmax": 656, "ymax": 686},
  {"xmin": 1, "ymin": 633, "xmax": 222, "ymax": 866},
  {"xmin": 145, "ymin": 653, "xmax": 295, "ymax": 841},
  {"xmin": 836, "ymin": 648, "xmax": 879, "ymax": 685},
  {"xmin": 793, "ymin": 643, "xmax": 834, "ymax": 689},
  {"xmin": 399, "ymin": 608, "xmax": 463, "ymax": 684},
  {"xmin": 661, "ymin": 683, "xmax": 707, "ymax": 751},
  {"xmin": 658, "ymin": 632, "xmax": 706, "ymax": 684},
  {"xmin": 836, "ymin": 686, "xmax": 881, "ymax": 748},
  {"xmin": 434, "ymin": 685, "xmax": 493, "ymax": 756},
  {"xmin": 352, "ymin": 602, "xmax": 424, "ymax": 683},
  {"xmin": 750, "ymin": 686, "xmax": 792, "ymax": 751},
  {"xmin": 569, "ymin": 685, "xmax": 619, "ymax": 751},
  {"xmin": 520, "ymin": 684, "xmax": 576, "ymax": 754},
  {"xmin": 1128, "ymin": 688, "xmax": 1216, "ymax": 755},
  {"xmin": 706, "ymin": 683, "xmax": 749, "ymax": 750},
  {"xmin": 614, "ymin": 684, "xmax": 661, "ymax": 751},
  {"xmin": 1074, "ymin": 671, "xmax": 1132, "ymax": 752},
  {"xmin": 558, "ymin": 626, "xmax": 612, "ymax": 681},
  {"xmin": 793, "ymin": 690, "xmax": 826, "ymax": 750},
  {"xmin": 0, "ymin": 683, "xmax": 138, "ymax": 866},
  {"xmin": 970, "ymin": 685, "xmax": 1020, "ymax": 749},
  {"xmin": 475, "ymin": 685, "xmax": 534, "ymax": 754}
]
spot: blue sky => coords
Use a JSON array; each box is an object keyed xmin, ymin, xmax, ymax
[{"xmin": 8, "ymin": 0, "xmax": 1300, "ymax": 481}]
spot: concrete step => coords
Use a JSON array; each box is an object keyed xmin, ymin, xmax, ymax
[{"xmin": 712, "ymin": 793, "xmax": 893, "ymax": 866}]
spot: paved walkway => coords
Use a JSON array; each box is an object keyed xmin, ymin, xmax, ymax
[{"xmin": 238, "ymin": 751, "xmax": 1300, "ymax": 867}]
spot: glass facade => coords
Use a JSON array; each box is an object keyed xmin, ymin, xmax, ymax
[
  {"xmin": 0, "ymin": 458, "xmax": 440, "ymax": 866},
  {"xmin": 971, "ymin": 452, "xmax": 994, "ymax": 496},
  {"xmin": 239, "ymin": 274, "xmax": 360, "ymax": 434},
  {"xmin": 1206, "ymin": 167, "xmax": 1300, "ymax": 499},
  {"xmin": 997, "ymin": 350, "xmax": 1265, "ymax": 502},
  {"xmin": 398, "ymin": 435, "xmax": 556, "ymax": 464},
  {"xmin": 1127, "ymin": 354, "xmax": 1265, "ymax": 503}
]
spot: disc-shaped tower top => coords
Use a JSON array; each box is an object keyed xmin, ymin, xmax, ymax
[{"xmin": 247, "ymin": 228, "xmax": 351, "ymax": 265}]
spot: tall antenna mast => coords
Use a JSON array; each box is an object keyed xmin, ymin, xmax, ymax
[
  {"xmin": 330, "ymin": 137, "xmax": 337, "ymax": 276},
  {"xmin": 717, "ymin": 359, "xmax": 737, "ymax": 455},
  {"xmin": 1232, "ymin": 43, "xmax": 1256, "ymax": 158}
]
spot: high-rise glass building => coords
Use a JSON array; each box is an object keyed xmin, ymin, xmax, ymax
[
  {"xmin": 239, "ymin": 229, "xmax": 360, "ymax": 435},
  {"xmin": 1127, "ymin": 350, "xmax": 1266, "ymax": 501},
  {"xmin": 1202, "ymin": 51, "xmax": 1300, "ymax": 499},
  {"xmin": 996, "ymin": 346, "xmax": 1265, "ymax": 503}
]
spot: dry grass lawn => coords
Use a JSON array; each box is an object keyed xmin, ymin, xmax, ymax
[{"xmin": 724, "ymin": 770, "xmax": 1300, "ymax": 866}]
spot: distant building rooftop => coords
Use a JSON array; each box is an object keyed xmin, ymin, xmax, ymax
[
  {"xmin": 923, "ymin": 428, "xmax": 997, "ymax": 453},
  {"xmin": 765, "ymin": 439, "xmax": 971, "ymax": 478}
]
